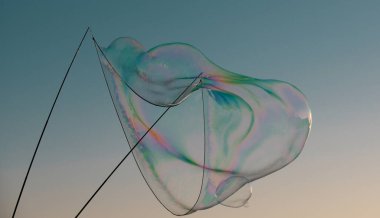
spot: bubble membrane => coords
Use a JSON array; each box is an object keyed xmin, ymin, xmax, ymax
[{"xmin": 96, "ymin": 37, "xmax": 312, "ymax": 215}]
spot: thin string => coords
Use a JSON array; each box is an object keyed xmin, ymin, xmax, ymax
[
  {"xmin": 12, "ymin": 27, "xmax": 90, "ymax": 218},
  {"xmin": 74, "ymin": 37, "xmax": 202, "ymax": 217}
]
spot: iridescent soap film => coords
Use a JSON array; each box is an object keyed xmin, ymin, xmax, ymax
[{"xmin": 96, "ymin": 37, "xmax": 312, "ymax": 215}]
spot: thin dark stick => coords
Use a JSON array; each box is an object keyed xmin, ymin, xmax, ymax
[
  {"xmin": 11, "ymin": 27, "xmax": 90, "ymax": 218},
  {"xmin": 75, "ymin": 39, "xmax": 202, "ymax": 217}
]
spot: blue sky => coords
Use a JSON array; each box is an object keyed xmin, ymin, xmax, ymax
[{"xmin": 1, "ymin": 0, "xmax": 380, "ymax": 217}]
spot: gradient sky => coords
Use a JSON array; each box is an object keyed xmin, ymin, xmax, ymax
[{"xmin": 1, "ymin": 0, "xmax": 380, "ymax": 217}]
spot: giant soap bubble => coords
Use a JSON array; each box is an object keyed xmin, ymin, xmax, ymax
[{"xmin": 96, "ymin": 37, "xmax": 312, "ymax": 215}]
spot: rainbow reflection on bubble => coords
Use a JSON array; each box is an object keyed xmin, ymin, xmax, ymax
[{"xmin": 96, "ymin": 37, "xmax": 312, "ymax": 215}]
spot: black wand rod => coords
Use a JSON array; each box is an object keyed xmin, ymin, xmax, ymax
[{"xmin": 11, "ymin": 27, "xmax": 90, "ymax": 218}]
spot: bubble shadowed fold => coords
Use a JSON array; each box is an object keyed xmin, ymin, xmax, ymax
[{"xmin": 97, "ymin": 37, "xmax": 312, "ymax": 215}]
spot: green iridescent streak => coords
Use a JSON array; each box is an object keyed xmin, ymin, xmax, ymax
[
  {"xmin": 200, "ymin": 73, "xmax": 286, "ymax": 106},
  {"xmin": 207, "ymin": 89, "xmax": 254, "ymax": 171},
  {"xmin": 201, "ymin": 184, "xmax": 217, "ymax": 207}
]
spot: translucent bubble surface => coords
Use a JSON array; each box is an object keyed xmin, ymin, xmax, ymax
[
  {"xmin": 97, "ymin": 37, "xmax": 312, "ymax": 215},
  {"xmin": 215, "ymin": 176, "xmax": 252, "ymax": 208}
]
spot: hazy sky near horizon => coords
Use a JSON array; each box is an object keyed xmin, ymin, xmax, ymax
[{"xmin": 1, "ymin": 0, "xmax": 380, "ymax": 217}]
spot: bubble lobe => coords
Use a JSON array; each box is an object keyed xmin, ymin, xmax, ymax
[{"xmin": 215, "ymin": 176, "xmax": 252, "ymax": 208}]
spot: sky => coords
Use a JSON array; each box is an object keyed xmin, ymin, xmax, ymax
[{"xmin": 1, "ymin": 0, "xmax": 380, "ymax": 217}]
